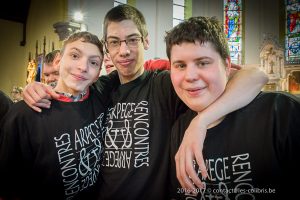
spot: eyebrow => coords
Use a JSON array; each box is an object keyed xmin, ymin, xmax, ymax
[
  {"xmin": 194, "ymin": 57, "xmax": 212, "ymax": 61},
  {"xmin": 69, "ymin": 47, "xmax": 81, "ymax": 53},
  {"xmin": 70, "ymin": 47, "xmax": 102, "ymax": 59},
  {"xmin": 172, "ymin": 56, "xmax": 212, "ymax": 65},
  {"xmin": 90, "ymin": 55, "xmax": 102, "ymax": 60}
]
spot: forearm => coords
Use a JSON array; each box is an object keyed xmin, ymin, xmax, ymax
[{"xmin": 199, "ymin": 66, "xmax": 268, "ymax": 126}]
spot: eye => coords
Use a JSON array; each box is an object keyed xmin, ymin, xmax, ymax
[
  {"xmin": 127, "ymin": 37, "xmax": 139, "ymax": 44},
  {"xmin": 70, "ymin": 53, "xmax": 79, "ymax": 60},
  {"xmin": 196, "ymin": 60, "xmax": 209, "ymax": 67},
  {"xmin": 90, "ymin": 60, "xmax": 101, "ymax": 68},
  {"xmin": 108, "ymin": 39, "xmax": 120, "ymax": 46},
  {"xmin": 173, "ymin": 63, "xmax": 186, "ymax": 70}
]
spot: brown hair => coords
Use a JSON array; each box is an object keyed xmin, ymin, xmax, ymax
[
  {"xmin": 61, "ymin": 31, "xmax": 104, "ymax": 57},
  {"xmin": 44, "ymin": 49, "xmax": 60, "ymax": 64},
  {"xmin": 102, "ymin": 4, "xmax": 148, "ymax": 40},
  {"xmin": 165, "ymin": 16, "xmax": 230, "ymax": 63}
]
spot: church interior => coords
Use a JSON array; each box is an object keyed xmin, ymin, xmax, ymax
[{"xmin": 0, "ymin": 0, "xmax": 299, "ymax": 101}]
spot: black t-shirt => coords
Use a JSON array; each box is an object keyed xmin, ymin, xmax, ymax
[
  {"xmin": 0, "ymin": 90, "xmax": 13, "ymax": 122},
  {"xmin": 97, "ymin": 70, "xmax": 187, "ymax": 200},
  {"xmin": 0, "ymin": 88, "xmax": 108, "ymax": 200},
  {"xmin": 170, "ymin": 92, "xmax": 300, "ymax": 200}
]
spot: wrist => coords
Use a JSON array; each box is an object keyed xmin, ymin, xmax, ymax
[{"xmin": 196, "ymin": 112, "xmax": 210, "ymax": 128}]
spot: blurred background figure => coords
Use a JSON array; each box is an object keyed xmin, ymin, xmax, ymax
[
  {"xmin": 43, "ymin": 49, "xmax": 60, "ymax": 87},
  {"xmin": 144, "ymin": 58, "xmax": 170, "ymax": 71},
  {"xmin": 103, "ymin": 53, "xmax": 116, "ymax": 74},
  {"xmin": 10, "ymin": 86, "xmax": 23, "ymax": 103},
  {"xmin": 103, "ymin": 54, "xmax": 171, "ymax": 75}
]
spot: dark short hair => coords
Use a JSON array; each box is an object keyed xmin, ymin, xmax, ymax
[
  {"xmin": 61, "ymin": 31, "xmax": 104, "ymax": 57},
  {"xmin": 165, "ymin": 16, "xmax": 230, "ymax": 63},
  {"xmin": 44, "ymin": 50, "xmax": 60, "ymax": 64},
  {"xmin": 103, "ymin": 4, "xmax": 148, "ymax": 40}
]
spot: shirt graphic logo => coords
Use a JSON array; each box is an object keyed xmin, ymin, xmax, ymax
[{"xmin": 104, "ymin": 101, "xmax": 150, "ymax": 169}]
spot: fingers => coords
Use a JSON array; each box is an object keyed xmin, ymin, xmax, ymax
[
  {"xmin": 193, "ymin": 147, "xmax": 208, "ymax": 186},
  {"xmin": 23, "ymin": 98, "xmax": 42, "ymax": 113},
  {"xmin": 176, "ymin": 147, "xmax": 198, "ymax": 195},
  {"xmin": 23, "ymin": 83, "xmax": 44, "ymax": 102},
  {"xmin": 23, "ymin": 95, "xmax": 51, "ymax": 112},
  {"xmin": 44, "ymin": 85, "xmax": 60, "ymax": 99},
  {"xmin": 175, "ymin": 151, "xmax": 186, "ymax": 190},
  {"xmin": 182, "ymin": 149, "xmax": 198, "ymax": 192},
  {"xmin": 175, "ymin": 113, "xmax": 209, "ymax": 194},
  {"xmin": 231, "ymin": 63, "xmax": 242, "ymax": 70},
  {"xmin": 32, "ymin": 83, "xmax": 51, "ymax": 101},
  {"xmin": 22, "ymin": 82, "xmax": 53, "ymax": 111},
  {"xmin": 186, "ymin": 147, "xmax": 204, "ymax": 189},
  {"xmin": 175, "ymin": 137, "xmax": 207, "ymax": 195}
]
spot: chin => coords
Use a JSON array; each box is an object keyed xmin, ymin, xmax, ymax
[
  {"xmin": 189, "ymin": 105, "xmax": 205, "ymax": 112},
  {"xmin": 186, "ymin": 101, "xmax": 208, "ymax": 113},
  {"xmin": 120, "ymin": 70, "xmax": 132, "ymax": 76}
]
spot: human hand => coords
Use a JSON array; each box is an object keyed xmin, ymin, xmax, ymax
[
  {"xmin": 231, "ymin": 63, "xmax": 242, "ymax": 70},
  {"xmin": 229, "ymin": 63, "xmax": 241, "ymax": 78},
  {"xmin": 175, "ymin": 114, "xmax": 209, "ymax": 194},
  {"xmin": 22, "ymin": 82, "xmax": 59, "ymax": 112}
]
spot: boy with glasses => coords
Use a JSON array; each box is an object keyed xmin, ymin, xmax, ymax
[{"xmin": 96, "ymin": 5, "xmax": 267, "ymax": 200}]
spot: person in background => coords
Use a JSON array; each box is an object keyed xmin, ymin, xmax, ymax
[
  {"xmin": 143, "ymin": 58, "xmax": 242, "ymax": 72},
  {"xmin": 43, "ymin": 49, "xmax": 60, "ymax": 87},
  {"xmin": 166, "ymin": 16, "xmax": 300, "ymax": 199},
  {"xmin": 144, "ymin": 58, "xmax": 170, "ymax": 70},
  {"xmin": 0, "ymin": 31, "xmax": 111, "ymax": 200},
  {"xmin": 104, "ymin": 51, "xmax": 171, "ymax": 74},
  {"xmin": 103, "ymin": 52, "xmax": 117, "ymax": 74},
  {"xmin": 105, "ymin": 53, "xmax": 171, "ymax": 74},
  {"xmin": 10, "ymin": 86, "xmax": 23, "ymax": 103}
]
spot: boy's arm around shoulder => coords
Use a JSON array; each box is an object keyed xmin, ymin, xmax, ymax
[{"xmin": 22, "ymin": 82, "xmax": 59, "ymax": 112}]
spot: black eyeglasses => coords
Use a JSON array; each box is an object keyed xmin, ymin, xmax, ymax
[{"xmin": 106, "ymin": 36, "xmax": 143, "ymax": 51}]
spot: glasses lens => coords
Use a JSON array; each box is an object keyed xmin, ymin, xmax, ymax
[
  {"xmin": 107, "ymin": 39, "xmax": 119, "ymax": 49},
  {"xmin": 107, "ymin": 37, "xmax": 142, "ymax": 50},
  {"xmin": 127, "ymin": 37, "xmax": 141, "ymax": 47}
]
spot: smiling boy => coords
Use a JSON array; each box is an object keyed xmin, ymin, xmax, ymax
[
  {"xmin": 166, "ymin": 16, "xmax": 300, "ymax": 199},
  {"xmin": 0, "ymin": 31, "xmax": 110, "ymax": 200}
]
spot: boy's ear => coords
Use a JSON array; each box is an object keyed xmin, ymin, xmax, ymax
[
  {"xmin": 53, "ymin": 53, "xmax": 61, "ymax": 69},
  {"xmin": 143, "ymin": 36, "xmax": 150, "ymax": 50},
  {"xmin": 225, "ymin": 57, "xmax": 232, "ymax": 77}
]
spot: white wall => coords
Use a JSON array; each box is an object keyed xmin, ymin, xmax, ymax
[
  {"xmin": 136, "ymin": 0, "xmax": 173, "ymax": 59},
  {"xmin": 192, "ymin": 0, "xmax": 223, "ymax": 20}
]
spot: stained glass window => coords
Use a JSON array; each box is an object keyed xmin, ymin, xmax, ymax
[
  {"xmin": 224, "ymin": 0, "xmax": 243, "ymax": 64},
  {"xmin": 285, "ymin": 0, "xmax": 300, "ymax": 64}
]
